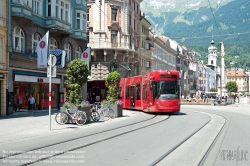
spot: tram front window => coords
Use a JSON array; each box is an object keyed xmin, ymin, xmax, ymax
[{"xmin": 152, "ymin": 81, "xmax": 179, "ymax": 99}]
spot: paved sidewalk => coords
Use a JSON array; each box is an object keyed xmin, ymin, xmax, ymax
[{"xmin": 0, "ymin": 109, "xmax": 137, "ymax": 145}]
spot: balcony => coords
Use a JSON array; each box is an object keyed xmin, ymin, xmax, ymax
[
  {"xmin": 10, "ymin": 49, "xmax": 38, "ymax": 61},
  {"xmin": 90, "ymin": 41, "xmax": 139, "ymax": 52},
  {"xmin": 11, "ymin": 2, "xmax": 33, "ymax": 20}
]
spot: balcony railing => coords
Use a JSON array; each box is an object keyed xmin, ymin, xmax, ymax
[
  {"xmin": 10, "ymin": 50, "xmax": 38, "ymax": 60},
  {"xmin": 90, "ymin": 41, "xmax": 137, "ymax": 51}
]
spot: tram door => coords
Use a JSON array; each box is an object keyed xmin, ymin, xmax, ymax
[{"xmin": 130, "ymin": 85, "xmax": 135, "ymax": 108}]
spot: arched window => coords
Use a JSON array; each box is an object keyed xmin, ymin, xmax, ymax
[
  {"xmin": 64, "ymin": 42, "xmax": 72, "ymax": 62},
  {"xmin": 13, "ymin": 26, "xmax": 25, "ymax": 52},
  {"xmin": 32, "ymin": 33, "xmax": 41, "ymax": 54},
  {"xmin": 49, "ymin": 38, "xmax": 58, "ymax": 54},
  {"xmin": 75, "ymin": 46, "xmax": 82, "ymax": 59}
]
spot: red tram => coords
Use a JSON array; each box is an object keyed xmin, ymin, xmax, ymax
[{"xmin": 119, "ymin": 70, "xmax": 180, "ymax": 113}]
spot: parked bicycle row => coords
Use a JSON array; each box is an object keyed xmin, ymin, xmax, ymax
[{"xmin": 55, "ymin": 101, "xmax": 116, "ymax": 126}]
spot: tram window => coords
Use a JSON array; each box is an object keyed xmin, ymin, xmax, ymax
[
  {"xmin": 142, "ymin": 85, "xmax": 146, "ymax": 99},
  {"xmin": 136, "ymin": 84, "xmax": 140, "ymax": 100},
  {"xmin": 156, "ymin": 81, "xmax": 179, "ymax": 99},
  {"xmin": 152, "ymin": 82, "xmax": 158, "ymax": 99},
  {"xmin": 118, "ymin": 87, "xmax": 122, "ymax": 99},
  {"xmin": 126, "ymin": 86, "xmax": 129, "ymax": 99}
]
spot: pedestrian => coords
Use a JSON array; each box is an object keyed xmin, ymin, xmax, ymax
[
  {"xmin": 217, "ymin": 95, "xmax": 221, "ymax": 106},
  {"xmin": 235, "ymin": 95, "xmax": 239, "ymax": 107},
  {"xmin": 204, "ymin": 94, "xmax": 208, "ymax": 103},
  {"xmin": 91, "ymin": 92, "xmax": 96, "ymax": 104},
  {"xmin": 28, "ymin": 94, "xmax": 35, "ymax": 113},
  {"xmin": 87, "ymin": 93, "xmax": 91, "ymax": 103},
  {"xmin": 225, "ymin": 96, "xmax": 228, "ymax": 103}
]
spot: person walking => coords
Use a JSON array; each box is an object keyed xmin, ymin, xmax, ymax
[
  {"xmin": 217, "ymin": 95, "xmax": 221, "ymax": 106},
  {"xmin": 91, "ymin": 93, "xmax": 96, "ymax": 104},
  {"xmin": 28, "ymin": 94, "xmax": 35, "ymax": 113},
  {"xmin": 235, "ymin": 95, "xmax": 239, "ymax": 107}
]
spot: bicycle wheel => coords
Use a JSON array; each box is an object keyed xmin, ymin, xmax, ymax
[
  {"xmin": 101, "ymin": 108, "xmax": 110, "ymax": 121},
  {"xmin": 108, "ymin": 108, "xmax": 115, "ymax": 119},
  {"xmin": 55, "ymin": 112, "xmax": 68, "ymax": 124},
  {"xmin": 75, "ymin": 111, "xmax": 87, "ymax": 125},
  {"xmin": 90, "ymin": 109, "xmax": 100, "ymax": 122}
]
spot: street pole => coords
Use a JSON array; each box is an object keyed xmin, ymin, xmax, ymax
[{"xmin": 49, "ymin": 54, "xmax": 52, "ymax": 131}]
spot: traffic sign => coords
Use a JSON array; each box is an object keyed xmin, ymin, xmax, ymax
[
  {"xmin": 47, "ymin": 66, "xmax": 57, "ymax": 77},
  {"xmin": 47, "ymin": 54, "xmax": 57, "ymax": 67}
]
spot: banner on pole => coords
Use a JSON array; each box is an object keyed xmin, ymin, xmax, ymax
[
  {"xmin": 81, "ymin": 47, "xmax": 91, "ymax": 69},
  {"xmin": 37, "ymin": 31, "xmax": 49, "ymax": 68}
]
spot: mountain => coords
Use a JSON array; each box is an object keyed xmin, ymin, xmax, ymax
[{"xmin": 141, "ymin": 0, "xmax": 250, "ymax": 69}]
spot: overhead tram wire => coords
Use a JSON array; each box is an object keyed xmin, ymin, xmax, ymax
[
  {"xmin": 167, "ymin": 31, "xmax": 250, "ymax": 40},
  {"xmin": 92, "ymin": 2, "xmax": 250, "ymax": 42},
  {"xmin": 207, "ymin": 0, "xmax": 221, "ymax": 35}
]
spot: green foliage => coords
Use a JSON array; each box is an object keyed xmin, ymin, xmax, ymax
[
  {"xmin": 210, "ymin": 88, "xmax": 217, "ymax": 92},
  {"xmin": 143, "ymin": 0, "xmax": 250, "ymax": 70},
  {"xmin": 225, "ymin": 81, "xmax": 238, "ymax": 92},
  {"xmin": 105, "ymin": 71, "xmax": 121, "ymax": 104},
  {"xmin": 188, "ymin": 44, "xmax": 250, "ymax": 70},
  {"xmin": 65, "ymin": 58, "xmax": 90, "ymax": 106}
]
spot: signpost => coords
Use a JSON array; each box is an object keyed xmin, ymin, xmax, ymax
[{"xmin": 47, "ymin": 54, "xmax": 57, "ymax": 131}]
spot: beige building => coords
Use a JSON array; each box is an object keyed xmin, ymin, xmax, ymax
[
  {"xmin": 0, "ymin": 0, "xmax": 8, "ymax": 115},
  {"xmin": 139, "ymin": 12, "xmax": 151, "ymax": 75},
  {"xmin": 226, "ymin": 70, "xmax": 249, "ymax": 94},
  {"xmin": 151, "ymin": 36, "xmax": 176, "ymax": 71},
  {"xmin": 87, "ymin": 0, "xmax": 142, "ymax": 98}
]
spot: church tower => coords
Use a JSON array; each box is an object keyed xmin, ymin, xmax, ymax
[{"xmin": 208, "ymin": 40, "xmax": 217, "ymax": 67}]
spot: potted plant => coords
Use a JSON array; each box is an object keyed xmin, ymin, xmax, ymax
[
  {"xmin": 105, "ymin": 70, "xmax": 122, "ymax": 117},
  {"xmin": 61, "ymin": 58, "xmax": 91, "ymax": 122}
]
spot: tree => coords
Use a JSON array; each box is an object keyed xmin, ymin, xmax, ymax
[
  {"xmin": 65, "ymin": 58, "xmax": 90, "ymax": 106},
  {"xmin": 210, "ymin": 88, "xmax": 217, "ymax": 92},
  {"xmin": 105, "ymin": 71, "xmax": 121, "ymax": 103},
  {"xmin": 225, "ymin": 81, "xmax": 238, "ymax": 93}
]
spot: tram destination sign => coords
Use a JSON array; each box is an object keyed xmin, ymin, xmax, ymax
[{"xmin": 160, "ymin": 74, "xmax": 177, "ymax": 78}]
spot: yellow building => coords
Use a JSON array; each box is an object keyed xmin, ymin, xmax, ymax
[
  {"xmin": 0, "ymin": 0, "xmax": 8, "ymax": 115},
  {"xmin": 140, "ymin": 12, "xmax": 151, "ymax": 75}
]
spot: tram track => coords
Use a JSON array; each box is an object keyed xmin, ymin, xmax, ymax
[
  {"xmin": 150, "ymin": 111, "xmax": 227, "ymax": 166},
  {"xmin": 1, "ymin": 113, "xmax": 171, "ymax": 166}
]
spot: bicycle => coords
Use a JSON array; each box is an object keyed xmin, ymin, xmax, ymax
[
  {"xmin": 90, "ymin": 102, "xmax": 101, "ymax": 122},
  {"xmin": 55, "ymin": 108, "xmax": 87, "ymax": 125},
  {"xmin": 98, "ymin": 101, "xmax": 115, "ymax": 121}
]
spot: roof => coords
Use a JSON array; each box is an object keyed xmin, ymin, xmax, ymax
[{"xmin": 226, "ymin": 70, "xmax": 249, "ymax": 77}]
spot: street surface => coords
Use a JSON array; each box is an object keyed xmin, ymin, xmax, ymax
[{"xmin": 0, "ymin": 103, "xmax": 249, "ymax": 166}]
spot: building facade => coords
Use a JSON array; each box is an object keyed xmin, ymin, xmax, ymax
[
  {"xmin": 226, "ymin": 70, "xmax": 249, "ymax": 94},
  {"xmin": 139, "ymin": 12, "xmax": 151, "ymax": 75},
  {"xmin": 4, "ymin": 0, "xmax": 88, "ymax": 116},
  {"xmin": 0, "ymin": 0, "xmax": 8, "ymax": 115},
  {"xmin": 87, "ymin": 0, "xmax": 142, "ymax": 99}
]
